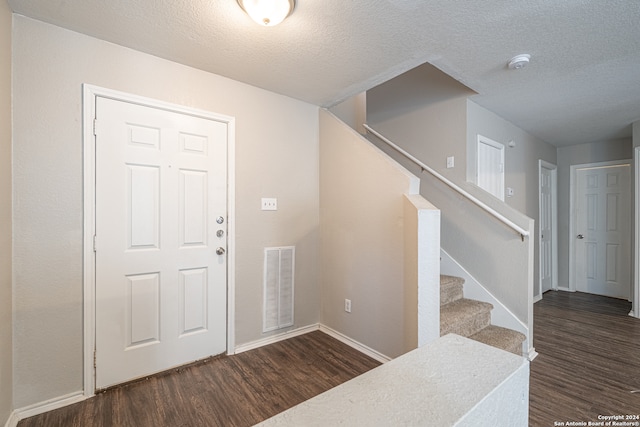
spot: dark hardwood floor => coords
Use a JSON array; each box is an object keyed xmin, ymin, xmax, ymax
[
  {"xmin": 19, "ymin": 292, "xmax": 640, "ymax": 427},
  {"xmin": 530, "ymin": 291, "xmax": 640, "ymax": 426},
  {"xmin": 18, "ymin": 331, "xmax": 380, "ymax": 427}
]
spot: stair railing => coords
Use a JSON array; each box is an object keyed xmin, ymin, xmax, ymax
[{"xmin": 363, "ymin": 124, "xmax": 529, "ymax": 241}]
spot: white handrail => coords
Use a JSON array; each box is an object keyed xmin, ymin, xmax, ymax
[{"xmin": 363, "ymin": 124, "xmax": 529, "ymax": 239}]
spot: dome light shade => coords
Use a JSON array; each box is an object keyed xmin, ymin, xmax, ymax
[{"xmin": 237, "ymin": 0, "xmax": 296, "ymax": 26}]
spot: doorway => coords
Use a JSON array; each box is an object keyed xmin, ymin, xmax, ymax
[
  {"xmin": 538, "ymin": 160, "xmax": 557, "ymax": 300},
  {"xmin": 83, "ymin": 85, "xmax": 236, "ymax": 394},
  {"xmin": 570, "ymin": 160, "xmax": 631, "ymax": 300}
]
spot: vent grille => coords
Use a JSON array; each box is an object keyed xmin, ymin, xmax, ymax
[{"xmin": 263, "ymin": 246, "xmax": 295, "ymax": 332}]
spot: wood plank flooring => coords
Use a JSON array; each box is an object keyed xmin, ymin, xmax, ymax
[
  {"xmin": 19, "ymin": 291, "xmax": 640, "ymax": 427},
  {"xmin": 530, "ymin": 291, "xmax": 640, "ymax": 426},
  {"xmin": 18, "ymin": 331, "xmax": 380, "ymax": 427}
]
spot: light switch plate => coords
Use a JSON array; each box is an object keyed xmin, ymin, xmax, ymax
[{"xmin": 446, "ymin": 156, "xmax": 455, "ymax": 169}]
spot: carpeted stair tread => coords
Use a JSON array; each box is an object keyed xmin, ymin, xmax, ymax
[
  {"xmin": 440, "ymin": 275, "xmax": 464, "ymax": 306},
  {"xmin": 469, "ymin": 325, "xmax": 526, "ymax": 356},
  {"xmin": 440, "ymin": 298, "xmax": 493, "ymax": 337}
]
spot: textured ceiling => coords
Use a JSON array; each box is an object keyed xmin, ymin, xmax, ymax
[{"xmin": 8, "ymin": 0, "xmax": 640, "ymax": 146}]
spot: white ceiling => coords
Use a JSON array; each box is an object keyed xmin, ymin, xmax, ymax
[{"xmin": 8, "ymin": 0, "xmax": 640, "ymax": 146}]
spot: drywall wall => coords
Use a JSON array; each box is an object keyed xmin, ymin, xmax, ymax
[
  {"xmin": 557, "ymin": 138, "xmax": 632, "ymax": 288},
  {"xmin": 319, "ymin": 109, "xmax": 419, "ymax": 359},
  {"xmin": 328, "ymin": 93, "xmax": 367, "ymax": 134},
  {"xmin": 364, "ymin": 66, "xmax": 537, "ymax": 340},
  {"xmin": 467, "ymin": 100, "xmax": 557, "ymax": 213},
  {"xmin": 467, "ymin": 100, "xmax": 557, "ymax": 298},
  {"xmin": 0, "ymin": 0, "xmax": 13, "ymax": 424},
  {"xmin": 12, "ymin": 15, "xmax": 319, "ymax": 408},
  {"xmin": 366, "ymin": 62, "xmax": 474, "ymax": 184}
]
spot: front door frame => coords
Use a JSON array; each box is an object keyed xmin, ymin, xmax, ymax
[
  {"xmin": 82, "ymin": 84, "xmax": 236, "ymax": 396},
  {"xmin": 569, "ymin": 159, "xmax": 631, "ymax": 296},
  {"xmin": 538, "ymin": 160, "xmax": 558, "ymax": 301}
]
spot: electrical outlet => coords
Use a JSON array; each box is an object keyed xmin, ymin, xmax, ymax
[
  {"xmin": 261, "ymin": 198, "xmax": 277, "ymax": 211},
  {"xmin": 344, "ymin": 299, "xmax": 352, "ymax": 313}
]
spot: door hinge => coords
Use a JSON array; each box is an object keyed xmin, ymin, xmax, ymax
[
  {"xmin": 93, "ymin": 119, "xmax": 99, "ymax": 136},
  {"xmin": 93, "ymin": 350, "xmax": 97, "ymax": 369},
  {"xmin": 93, "ymin": 235, "xmax": 97, "ymax": 252}
]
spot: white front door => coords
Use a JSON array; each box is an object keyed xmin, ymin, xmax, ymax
[
  {"xmin": 95, "ymin": 96, "xmax": 228, "ymax": 389},
  {"xmin": 540, "ymin": 164, "xmax": 555, "ymax": 294},
  {"xmin": 575, "ymin": 163, "xmax": 631, "ymax": 299}
]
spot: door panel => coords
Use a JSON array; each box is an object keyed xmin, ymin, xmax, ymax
[
  {"xmin": 575, "ymin": 165, "xmax": 630, "ymax": 299},
  {"xmin": 95, "ymin": 97, "xmax": 228, "ymax": 389},
  {"xmin": 540, "ymin": 166, "xmax": 554, "ymax": 293},
  {"xmin": 477, "ymin": 136, "xmax": 505, "ymax": 201}
]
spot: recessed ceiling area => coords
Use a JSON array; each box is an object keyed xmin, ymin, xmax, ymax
[{"xmin": 7, "ymin": 0, "xmax": 640, "ymax": 146}]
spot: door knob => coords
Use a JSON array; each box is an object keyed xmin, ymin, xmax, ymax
[
  {"xmin": 216, "ymin": 247, "xmax": 226, "ymax": 255},
  {"xmin": 577, "ymin": 234, "xmax": 584, "ymax": 239}
]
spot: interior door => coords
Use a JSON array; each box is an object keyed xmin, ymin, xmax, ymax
[
  {"xmin": 540, "ymin": 165, "xmax": 554, "ymax": 294},
  {"xmin": 575, "ymin": 164, "xmax": 631, "ymax": 299},
  {"xmin": 95, "ymin": 96, "xmax": 228, "ymax": 389},
  {"xmin": 477, "ymin": 135, "xmax": 505, "ymax": 201}
]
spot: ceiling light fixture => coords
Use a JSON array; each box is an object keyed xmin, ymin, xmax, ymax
[
  {"xmin": 508, "ymin": 54, "xmax": 531, "ymax": 70},
  {"xmin": 237, "ymin": 0, "xmax": 296, "ymax": 26}
]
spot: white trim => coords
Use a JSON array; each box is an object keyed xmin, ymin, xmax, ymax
[
  {"xmin": 82, "ymin": 84, "xmax": 236, "ymax": 393},
  {"xmin": 440, "ymin": 249, "xmax": 531, "ymax": 356},
  {"xmin": 569, "ymin": 159, "xmax": 632, "ymax": 293},
  {"xmin": 634, "ymin": 147, "xmax": 640, "ymax": 318},
  {"xmin": 319, "ymin": 325, "xmax": 392, "ymax": 363},
  {"xmin": 476, "ymin": 134, "xmax": 505, "ymax": 201},
  {"xmin": 234, "ymin": 324, "xmax": 320, "ymax": 354},
  {"xmin": 9, "ymin": 392, "xmax": 87, "ymax": 426},
  {"xmin": 223, "ymin": 323, "xmax": 393, "ymax": 364},
  {"xmin": 4, "ymin": 411, "xmax": 19, "ymax": 427},
  {"xmin": 363, "ymin": 124, "xmax": 529, "ymax": 238},
  {"xmin": 538, "ymin": 160, "xmax": 558, "ymax": 299}
]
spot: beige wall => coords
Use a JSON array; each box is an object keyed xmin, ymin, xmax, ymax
[
  {"xmin": 366, "ymin": 63, "xmax": 472, "ymax": 184},
  {"xmin": 319, "ymin": 110, "xmax": 419, "ymax": 359},
  {"xmin": 12, "ymin": 16, "xmax": 320, "ymax": 408},
  {"xmin": 467, "ymin": 100, "xmax": 557, "ymax": 297},
  {"xmin": 364, "ymin": 66, "xmax": 539, "ymax": 339},
  {"xmin": 0, "ymin": 0, "xmax": 13, "ymax": 423},
  {"xmin": 556, "ymin": 138, "xmax": 632, "ymax": 287}
]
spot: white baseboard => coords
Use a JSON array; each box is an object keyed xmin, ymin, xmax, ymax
[
  {"xmin": 556, "ymin": 286, "xmax": 574, "ymax": 292},
  {"xmin": 527, "ymin": 347, "xmax": 539, "ymax": 361},
  {"xmin": 440, "ymin": 249, "xmax": 530, "ymax": 350},
  {"xmin": 234, "ymin": 323, "xmax": 392, "ymax": 364},
  {"xmin": 234, "ymin": 324, "xmax": 320, "ymax": 354},
  {"xmin": 4, "ymin": 411, "xmax": 19, "ymax": 427},
  {"xmin": 9, "ymin": 391, "xmax": 87, "ymax": 426},
  {"xmin": 319, "ymin": 325, "xmax": 391, "ymax": 364},
  {"xmin": 9, "ymin": 326, "xmax": 390, "ymax": 424}
]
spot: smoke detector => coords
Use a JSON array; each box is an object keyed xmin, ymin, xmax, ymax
[{"xmin": 508, "ymin": 54, "xmax": 531, "ymax": 70}]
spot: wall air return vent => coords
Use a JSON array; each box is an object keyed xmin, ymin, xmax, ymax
[{"xmin": 263, "ymin": 246, "xmax": 295, "ymax": 332}]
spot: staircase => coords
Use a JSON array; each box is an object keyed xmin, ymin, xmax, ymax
[{"xmin": 440, "ymin": 275, "xmax": 525, "ymax": 356}]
